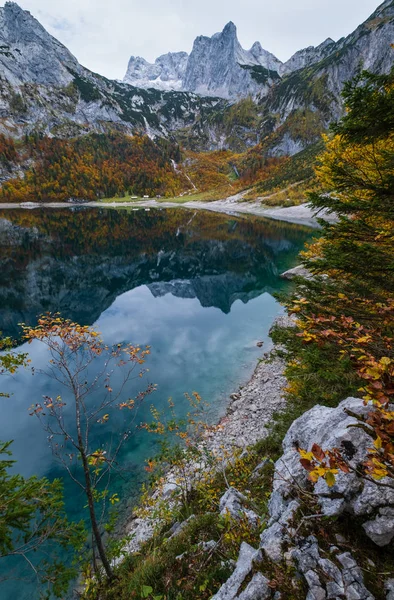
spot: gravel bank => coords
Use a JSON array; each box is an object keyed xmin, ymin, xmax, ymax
[{"xmin": 121, "ymin": 314, "xmax": 292, "ymax": 554}]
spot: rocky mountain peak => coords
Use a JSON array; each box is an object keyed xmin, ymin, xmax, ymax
[
  {"xmin": 221, "ymin": 21, "xmax": 237, "ymax": 37},
  {"xmin": 250, "ymin": 41, "xmax": 264, "ymax": 55},
  {"xmin": 279, "ymin": 37, "xmax": 336, "ymax": 76},
  {"xmin": 123, "ymin": 50, "xmax": 188, "ymax": 91},
  {"xmin": 182, "ymin": 22, "xmax": 282, "ymax": 98},
  {"xmin": 0, "ymin": 1, "xmax": 79, "ymax": 86},
  {"xmin": 320, "ymin": 37, "xmax": 335, "ymax": 47}
]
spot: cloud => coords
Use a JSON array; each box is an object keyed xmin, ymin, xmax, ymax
[{"xmin": 17, "ymin": 0, "xmax": 380, "ymax": 79}]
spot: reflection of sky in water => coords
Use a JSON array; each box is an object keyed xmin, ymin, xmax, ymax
[
  {"xmin": 0, "ymin": 208, "xmax": 313, "ymax": 598},
  {"xmin": 1, "ymin": 285, "xmax": 280, "ymax": 479}
]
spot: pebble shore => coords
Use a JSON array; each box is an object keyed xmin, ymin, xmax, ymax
[{"xmin": 121, "ymin": 313, "xmax": 293, "ymax": 555}]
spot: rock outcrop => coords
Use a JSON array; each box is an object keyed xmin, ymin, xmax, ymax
[
  {"xmin": 123, "ymin": 52, "xmax": 189, "ymax": 91},
  {"xmin": 214, "ymin": 397, "xmax": 394, "ymax": 599},
  {"xmin": 182, "ymin": 22, "xmax": 281, "ymax": 99},
  {"xmin": 279, "ymin": 38, "xmax": 336, "ymax": 77}
]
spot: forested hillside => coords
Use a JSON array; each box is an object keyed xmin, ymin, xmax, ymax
[
  {"xmin": 0, "ymin": 132, "xmax": 293, "ymax": 202},
  {"xmin": 0, "ymin": 134, "xmax": 185, "ymax": 201}
]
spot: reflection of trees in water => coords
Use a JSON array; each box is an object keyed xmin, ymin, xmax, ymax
[{"xmin": 0, "ymin": 208, "xmax": 313, "ymax": 338}]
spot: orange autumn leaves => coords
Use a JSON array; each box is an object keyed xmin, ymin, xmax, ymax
[{"xmin": 0, "ymin": 133, "xmax": 185, "ymax": 202}]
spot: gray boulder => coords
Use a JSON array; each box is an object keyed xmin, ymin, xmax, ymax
[
  {"xmin": 363, "ymin": 507, "xmax": 394, "ymax": 547},
  {"xmin": 385, "ymin": 579, "xmax": 394, "ymax": 600},
  {"xmin": 273, "ymin": 397, "xmax": 394, "ymax": 545},
  {"xmin": 237, "ymin": 572, "xmax": 271, "ymax": 600},
  {"xmin": 210, "ymin": 542, "xmax": 262, "ymax": 600},
  {"xmin": 219, "ymin": 487, "xmax": 260, "ymax": 527},
  {"xmin": 280, "ymin": 265, "xmax": 312, "ymax": 280}
]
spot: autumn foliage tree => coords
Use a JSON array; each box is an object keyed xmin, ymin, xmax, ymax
[
  {"xmin": 0, "ymin": 133, "xmax": 185, "ymax": 202},
  {"xmin": 275, "ymin": 70, "xmax": 394, "ymax": 487},
  {"xmin": 0, "ymin": 334, "xmax": 83, "ymax": 597},
  {"xmin": 23, "ymin": 314, "xmax": 155, "ymax": 582}
]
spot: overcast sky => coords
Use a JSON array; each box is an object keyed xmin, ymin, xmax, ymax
[{"xmin": 17, "ymin": 0, "xmax": 381, "ymax": 79}]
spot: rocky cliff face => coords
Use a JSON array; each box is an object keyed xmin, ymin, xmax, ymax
[
  {"xmin": 123, "ymin": 52, "xmax": 189, "ymax": 91},
  {"xmin": 182, "ymin": 22, "xmax": 282, "ymax": 99},
  {"xmin": 0, "ymin": 1, "xmax": 79, "ymax": 87},
  {"xmin": 269, "ymin": 0, "xmax": 394, "ymax": 124},
  {"xmin": 0, "ymin": 1, "xmax": 393, "ymax": 154},
  {"xmin": 279, "ymin": 38, "xmax": 336, "ymax": 76},
  {"xmin": 123, "ymin": 25, "xmax": 342, "ymax": 101},
  {"xmin": 0, "ymin": 2, "xmax": 227, "ymax": 141},
  {"xmin": 124, "ymin": 22, "xmax": 282, "ymax": 100}
]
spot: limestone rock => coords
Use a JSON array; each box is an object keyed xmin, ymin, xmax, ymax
[
  {"xmin": 210, "ymin": 542, "xmax": 261, "ymax": 600},
  {"xmin": 124, "ymin": 52, "xmax": 189, "ymax": 91},
  {"xmin": 279, "ymin": 38, "xmax": 336, "ymax": 76},
  {"xmin": 362, "ymin": 507, "xmax": 394, "ymax": 547},
  {"xmin": 385, "ymin": 579, "xmax": 394, "ymax": 600},
  {"xmin": 183, "ymin": 22, "xmax": 281, "ymax": 100},
  {"xmin": 273, "ymin": 397, "xmax": 394, "ymax": 545},
  {"xmin": 280, "ymin": 265, "xmax": 312, "ymax": 280},
  {"xmin": 236, "ymin": 572, "xmax": 271, "ymax": 599},
  {"xmin": 219, "ymin": 487, "xmax": 259, "ymax": 527}
]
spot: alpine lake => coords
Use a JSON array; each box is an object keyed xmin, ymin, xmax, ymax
[{"xmin": 0, "ymin": 206, "xmax": 314, "ymax": 598}]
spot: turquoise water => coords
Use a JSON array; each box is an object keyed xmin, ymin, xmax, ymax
[{"xmin": 0, "ymin": 207, "xmax": 313, "ymax": 597}]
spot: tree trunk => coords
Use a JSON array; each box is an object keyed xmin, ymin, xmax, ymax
[
  {"xmin": 80, "ymin": 450, "xmax": 114, "ymax": 580},
  {"xmin": 73, "ymin": 387, "xmax": 113, "ymax": 580}
]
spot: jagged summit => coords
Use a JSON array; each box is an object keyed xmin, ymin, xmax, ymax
[
  {"xmin": 221, "ymin": 21, "xmax": 237, "ymax": 37},
  {"xmin": 181, "ymin": 22, "xmax": 281, "ymax": 98},
  {"xmin": 124, "ymin": 51, "xmax": 188, "ymax": 91},
  {"xmin": 124, "ymin": 21, "xmax": 282, "ymax": 99}
]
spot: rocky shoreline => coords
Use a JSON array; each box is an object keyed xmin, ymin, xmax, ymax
[
  {"xmin": 114, "ymin": 304, "xmax": 394, "ymax": 600},
  {"xmin": 120, "ymin": 312, "xmax": 292, "ymax": 556},
  {"xmin": 204, "ymin": 315, "xmax": 294, "ymax": 455}
]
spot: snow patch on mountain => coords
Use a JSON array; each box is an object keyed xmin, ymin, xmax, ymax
[{"xmin": 123, "ymin": 52, "xmax": 189, "ymax": 91}]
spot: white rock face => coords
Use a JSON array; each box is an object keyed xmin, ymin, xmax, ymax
[
  {"xmin": 124, "ymin": 22, "xmax": 282, "ymax": 100},
  {"xmin": 279, "ymin": 38, "xmax": 336, "ymax": 76},
  {"xmin": 273, "ymin": 397, "xmax": 394, "ymax": 545},
  {"xmin": 182, "ymin": 21, "xmax": 282, "ymax": 99},
  {"xmin": 124, "ymin": 51, "xmax": 189, "ymax": 91},
  {"xmin": 0, "ymin": 1, "xmax": 80, "ymax": 86}
]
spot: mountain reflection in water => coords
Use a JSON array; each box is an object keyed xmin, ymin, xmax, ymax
[
  {"xmin": 0, "ymin": 206, "xmax": 314, "ymax": 600},
  {"xmin": 0, "ymin": 207, "xmax": 313, "ymax": 338}
]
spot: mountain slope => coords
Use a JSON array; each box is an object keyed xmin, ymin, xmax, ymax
[
  {"xmin": 268, "ymin": 0, "xmax": 394, "ymax": 123},
  {"xmin": 0, "ymin": 2, "xmax": 228, "ymax": 141},
  {"xmin": 0, "ymin": 1, "xmax": 392, "ymax": 158}
]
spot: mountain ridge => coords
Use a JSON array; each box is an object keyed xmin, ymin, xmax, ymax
[
  {"xmin": 0, "ymin": 1, "xmax": 393, "ymax": 159},
  {"xmin": 122, "ymin": 21, "xmax": 341, "ymax": 98}
]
